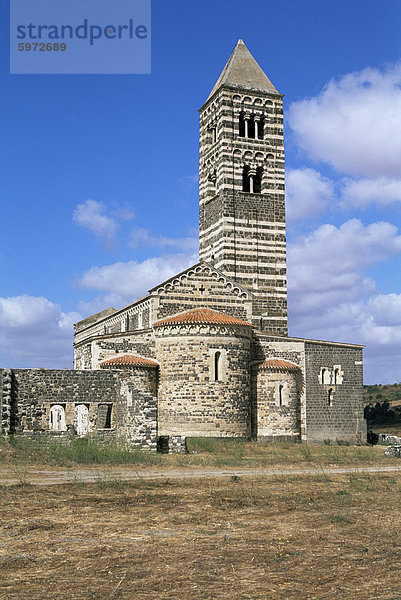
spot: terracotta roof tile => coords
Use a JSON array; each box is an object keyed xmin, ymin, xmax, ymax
[
  {"xmin": 100, "ymin": 355, "xmax": 158, "ymax": 368},
  {"xmin": 256, "ymin": 359, "xmax": 300, "ymax": 371},
  {"xmin": 153, "ymin": 307, "xmax": 254, "ymax": 328}
]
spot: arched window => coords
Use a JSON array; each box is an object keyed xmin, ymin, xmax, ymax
[
  {"xmin": 257, "ymin": 117, "xmax": 264, "ymax": 140},
  {"xmin": 254, "ymin": 167, "xmax": 262, "ymax": 194},
  {"xmin": 321, "ymin": 368, "xmax": 330, "ymax": 385},
  {"xmin": 243, "ymin": 166, "xmax": 261, "ymax": 194},
  {"xmin": 328, "ymin": 389, "xmax": 334, "ymax": 407},
  {"xmin": 49, "ymin": 405, "xmax": 66, "ymax": 432},
  {"xmin": 75, "ymin": 404, "xmax": 89, "ymax": 436},
  {"xmin": 208, "ymin": 122, "xmax": 217, "ymax": 144},
  {"xmin": 214, "ymin": 351, "xmax": 221, "ymax": 381},
  {"xmin": 333, "ymin": 368, "xmax": 339, "ymax": 385}
]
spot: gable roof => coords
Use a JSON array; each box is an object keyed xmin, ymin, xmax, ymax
[
  {"xmin": 99, "ymin": 355, "xmax": 159, "ymax": 368},
  {"xmin": 205, "ymin": 39, "xmax": 280, "ymax": 105},
  {"xmin": 153, "ymin": 307, "xmax": 254, "ymax": 328}
]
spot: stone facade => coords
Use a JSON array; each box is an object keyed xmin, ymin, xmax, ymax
[
  {"xmin": 303, "ymin": 341, "xmax": 365, "ymax": 444},
  {"xmin": 0, "ymin": 40, "xmax": 366, "ymax": 451},
  {"xmin": 253, "ymin": 365, "xmax": 301, "ymax": 442}
]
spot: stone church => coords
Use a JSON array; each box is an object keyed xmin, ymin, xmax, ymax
[{"xmin": 0, "ymin": 41, "xmax": 366, "ymax": 451}]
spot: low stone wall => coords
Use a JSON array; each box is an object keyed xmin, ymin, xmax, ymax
[
  {"xmin": 0, "ymin": 368, "xmax": 158, "ymax": 451},
  {"xmin": 379, "ymin": 434, "xmax": 401, "ymax": 445},
  {"xmin": 0, "ymin": 369, "xmax": 12, "ymax": 435}
]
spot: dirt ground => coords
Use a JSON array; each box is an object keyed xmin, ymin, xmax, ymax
[{"xmin": 1, "ymin": 470, "xmax": 400, "ymax": 600}]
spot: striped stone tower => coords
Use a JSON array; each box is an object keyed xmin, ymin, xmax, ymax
[{"xmin": 199, "ymin": 40, "xmax": 287, "ymax": 335}]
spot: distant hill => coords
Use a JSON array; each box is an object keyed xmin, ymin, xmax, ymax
[
  {"xmin": 364, "ymin": 383, "xmax": 401, "ymax": 434},
  {"xmin": 364, "ymin": 382, "xmax": 401, "ymax": 407}
]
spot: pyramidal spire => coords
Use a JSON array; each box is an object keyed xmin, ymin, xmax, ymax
[{"xmin": 205, "ymin": 39, "xmax": 280, "ymax": 103}]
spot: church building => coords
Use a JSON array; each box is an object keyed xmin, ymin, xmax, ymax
[{"xmin": 0, "ymin": 41, "xmax": 366, "ymax": 451}]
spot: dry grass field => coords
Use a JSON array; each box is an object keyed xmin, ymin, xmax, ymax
[{"xmin": 1, "ymin": 439, "xmax": 401, "ymax": 600}]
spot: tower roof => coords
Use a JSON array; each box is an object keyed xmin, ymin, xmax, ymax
[{"xmin": 205, "ymin": 39, "xmax": 280, "ymax": 104}]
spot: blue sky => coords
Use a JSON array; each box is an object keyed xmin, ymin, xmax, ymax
[{"xmin": 1, "ymin": 0, "xmax": 401, "ymax": 383}]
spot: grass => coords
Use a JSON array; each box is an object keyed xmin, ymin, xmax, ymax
[
  {"xmin": 0, "ymin": 434, "xmax": 398, "ymax": 470},
  {"xmin": 1, "ymin": 435, "xmax": 163, "ymax": 467},
  {"xmin": 0, "ymin": 471, "xmax": 400, "ymax": 599}
]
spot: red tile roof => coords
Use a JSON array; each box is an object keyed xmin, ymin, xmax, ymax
[
  {"xmin": 153, "ymin": 307, "xmax": 254, "ymax": 328},
  {"xmin": 100, "ymin": 355, "xmax": 158, "ymax": 368},
  {"xmin": 256, "ymin": 359, "xmax": 300, "ymax": 371}
]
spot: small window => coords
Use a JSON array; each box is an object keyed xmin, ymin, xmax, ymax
[
  {"xmin": 256, "ymin": 117, "xmax": 264, "ymax": 140},
  {"xmin": 242, "ymin": 166, "xmax": 262, "ymax": 194},
  {"xmin": 278, "ymin": 384, "xmax": 284, "ymax": 407},
  {"xmin": 242, "ymin": 166, "xmax": 250, "ymax": 192},
  {"xmin": 328, "ymin": 389, "xmax": 334, "ymax": 407},
  {"xmin": 208, "ymin": 123, "xmax": 217, "ymax": 144},
  {"xmin": 248, "ymin": 116, "xmax": 255, "ymax": 139},
  {"xmin": 239, "ymin": 112, "xmax": 245, "ymax": 137},
  {"xmin": 214, "ymin": 351, "xmax": 221, "ymax": 381}
]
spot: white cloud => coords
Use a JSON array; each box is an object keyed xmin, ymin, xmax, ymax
[
  {"xmin": 287, "ymin": 219, "xmax": 401, "ymax": 383},
  {"xmin": 286, "ymin": 168, "xmax": 335, "ymax": 222},
  {"xmin": 129, "ymin": 228, "xmax": 198, "ymax": 252},
  {"xmin": 0, "ymin": 295, "xmax": 81, "ymax": 368},
  {"xmin": 78, "ymin": 251, "xmax": 198, "ymax": 303},
  {"xmin": 288, "ymin": 219, "xmax": 401, "ymax": 316},
  {"xmin": 288, "ymin": 62, "xmax": 401, "ymax": 177},
  {"xmin": 73, "ymin": 199, "xmax": 134, "ymax": 249},
  {"xmin": 340, "ymin": 177, "xmax": 401, "ymax": 209},
  {"xmin": 289, "ymin": 294, "xmax": 401, "ymax": 384}
]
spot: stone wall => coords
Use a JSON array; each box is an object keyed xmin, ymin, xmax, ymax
[
  {"xmin": 252, "ymin": 335, "xmax": 305, "ymax": 366},
  {"xmin": 303, "ymin": 342, "xmax": 366, "ymax": 443},
  {"xmin": 117, "ymin": 367, "xmax": 158, "ymax": 451},
  {"xmin": 74, "ymin": 330, "xmax": 155, "ymax": 370}
]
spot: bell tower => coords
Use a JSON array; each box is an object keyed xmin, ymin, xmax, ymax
[{"xmin": 199, "ymin": 39, "xmax": 287, "ymax": 336}]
